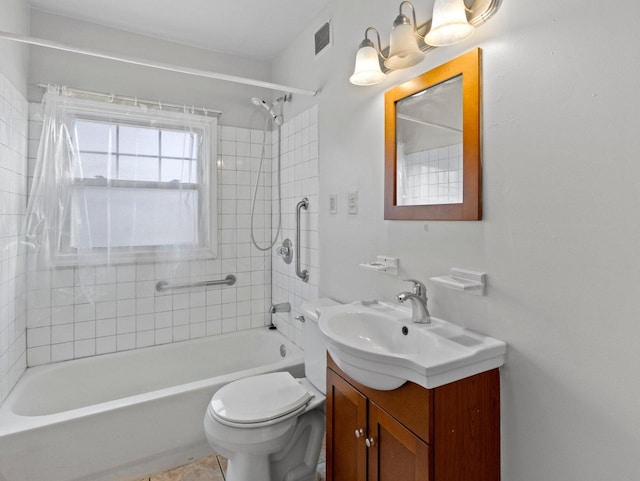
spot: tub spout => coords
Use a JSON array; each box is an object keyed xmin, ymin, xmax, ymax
[{"xmin": 270, "ymin": 302, "xmax": 291, "ymax": 314}]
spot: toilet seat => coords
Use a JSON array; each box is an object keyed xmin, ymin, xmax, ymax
[{"xmin": 209, "ymin": 372, "xmax": 313, "ymax": 428}]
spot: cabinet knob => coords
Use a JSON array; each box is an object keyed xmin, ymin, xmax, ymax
[
  {"xmin": 365, "ymin": 437, "xmax": 375, "ymax": 448},
  {"xmin": 354, "ymin": 428, "xmax": 363, "ymax": 438}
]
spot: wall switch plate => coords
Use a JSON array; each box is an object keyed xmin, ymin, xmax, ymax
[
  {"xmin": 347, "ymin": 191, "xmax": 358, "ymax": 214},
  {"xmin": 329, "ymin": 194, "xmax": 337, "ymax": 214}
]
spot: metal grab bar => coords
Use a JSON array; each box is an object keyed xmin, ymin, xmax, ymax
[
  {"xmin": 155, "ymin": 274, "xmax": 236, "ymax": 293},
  {"xmin": 296, "ymin": 197, "xmax": 309, "ymax": 283}
]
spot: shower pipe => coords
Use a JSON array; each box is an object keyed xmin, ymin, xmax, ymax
[
  {"xmin": 155, "ymin": 274, "xmax": 236, "ymax": 293},
  {"xmin": 296, "ymin": 197, "xmax": 309, "ymax": 283},
  {"xmin": 36, "ymin": 83, "xmax": 222, "ymax": 117},
  {"xmin": 0, "ymin": 31, "xmax": 318, "ymax": 96}
]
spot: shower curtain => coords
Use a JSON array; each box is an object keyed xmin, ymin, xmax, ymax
[{"xmin": 22, "ymin": 87, "xmax": 218, "ymax": 302}]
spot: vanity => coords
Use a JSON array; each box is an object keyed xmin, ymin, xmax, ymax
[
  {"xmin": 327, "ymin": 356, "xmax": 499, "ymax": 481},
  {"xmin": 319, "ymin": 301, "xmax": 505, "ymax": 481}
]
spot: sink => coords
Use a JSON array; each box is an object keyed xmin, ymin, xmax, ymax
[{"xmin": 318, "ymin": 301, "xmax": 506, "ymax": 390}]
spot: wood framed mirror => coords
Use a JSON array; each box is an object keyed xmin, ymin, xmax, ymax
[{"xmin": 384, "ymin": 48, "xmax": 482, "ymax": 220}]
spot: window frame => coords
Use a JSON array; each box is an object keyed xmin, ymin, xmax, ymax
[{"xmin": 53, "ymin": 98, "xmax": 218, "ymax": 266}]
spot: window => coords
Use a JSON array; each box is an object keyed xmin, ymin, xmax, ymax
[{"xmin": 54, "ymin": 100, "xmax": 217, "ymax": 265}]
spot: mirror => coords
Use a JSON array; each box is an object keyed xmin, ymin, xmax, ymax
[{"xmin": 384, "ymin": 48, "xmax": 482, "ymax": 220}]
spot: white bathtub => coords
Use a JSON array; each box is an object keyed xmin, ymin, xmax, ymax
[{"xmin": 0, "ymin": 328, "xmax": 304, "ymax": 481}]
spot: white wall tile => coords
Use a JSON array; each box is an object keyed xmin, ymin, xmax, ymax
[
  {"xmin": 0, "ymin": 74, "xmax": 28, "ymax": 402},
  {"xmin": 27, "ymin": 345, "xmax": 50, "ymax": 366},
  {"xmin": 52, "ymin": 323, "xmax": 74, "ymax": 344},
  {"xmin": 74, "ymin": 339, "xmax": 95, "ymax": 358},
  {"xmin": 271, "ymin": 106, "xmax": 320, "ymax": 346},
  {"xmin": 51, "ymin": 342, "xmax": 73, "ymax": 362},
  {"xmin": 155, "ymin": 327, "xmax": 172, "ymax": 345},
  {"xmin": 96, "ymin": 318, "xmax": 116, "ymax": 337},
  {"xmin": 136, "ymin": 330, "xmax": 154, "ymax": 348},
  {"xmin": 96, "ymin": 335, "xmax": 116, "ymax": 355},
  {"xmin": 116, "ymin": 333, "xmax": 135, "ymax": 351}
]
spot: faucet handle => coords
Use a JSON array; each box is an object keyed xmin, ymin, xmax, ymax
[{"xmin": 403, "ymin": 279, "xmax": 426, "ymax": 299}]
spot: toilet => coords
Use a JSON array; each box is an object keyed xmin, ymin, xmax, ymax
[{"xmin": 203, "ymin": 298, "xmax": 338, "ymax": 481}]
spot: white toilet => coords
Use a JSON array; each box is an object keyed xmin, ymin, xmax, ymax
[{"xmin": 203, "ymin": 299, "xmax": 337, "ymax": 481}]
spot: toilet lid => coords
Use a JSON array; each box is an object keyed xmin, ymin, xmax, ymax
[{"xmin": 210, "ymin": 372, "xmax": 312, "ymax": 425}]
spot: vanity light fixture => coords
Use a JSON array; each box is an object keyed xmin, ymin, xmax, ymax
[{"xmin": 349, "ymin": 0, "xmax": 501, "ymax": 86}]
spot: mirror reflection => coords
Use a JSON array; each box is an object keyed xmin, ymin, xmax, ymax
[{"xmin": 396, "ymin": 75, "xmax": 463, "ymax": 206}]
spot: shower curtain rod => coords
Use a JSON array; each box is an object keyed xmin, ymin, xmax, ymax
[
  {"xmin": 35, "ymin": 83, "xmax": 223, "ymax": 117},
  {"xmin": 0, "ymin": 31, "xmax": 318, "ymax": 97}
]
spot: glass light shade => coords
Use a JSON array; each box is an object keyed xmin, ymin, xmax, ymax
[
  {"xmin": 350, "ymin": 45, "xmax": 385, "ymax": 86},
  {"xmin": 385, "ymin": 22, "xmax": 424, "ymax": 70},
  {"xmin": 425, "ymin": 0, "xmax": 475, "ymax": 47}
]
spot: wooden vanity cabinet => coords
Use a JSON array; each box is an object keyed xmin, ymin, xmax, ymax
[{"xmin": 326, "ymin": 355, "xmax": 500, "ymax": 481}]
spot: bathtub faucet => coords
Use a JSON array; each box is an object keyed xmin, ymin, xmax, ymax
[{"xmin": 270, "ymin": 302, "xmax": 291, "ymax": 314}]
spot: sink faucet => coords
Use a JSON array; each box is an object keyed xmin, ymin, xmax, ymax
[{"xmin": 395, "ymin": 279, "xmax": 431, "ymax": 324}]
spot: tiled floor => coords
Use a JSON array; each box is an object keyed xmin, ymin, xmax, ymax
[
  {"xmin": 133, "ymin": 454, "xmax": 226, "ymax": 481},
  {"xmin": 133, "ymin": 443, "xmax": 326, "ymax": 481}
]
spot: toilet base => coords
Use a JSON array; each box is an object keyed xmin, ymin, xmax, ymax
[
  {"xmin": 226, "ymin": 453, "xmax": 270, "ymax": 481},
  {"xmin": 270, "ymin": 410, "xmax": 325, "ymax": 481},
  {"xmin": 217, "ymin": 410, "xmax": 325, "ymax": 481}
]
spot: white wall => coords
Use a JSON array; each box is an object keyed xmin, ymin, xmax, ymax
[
  {"xmin": 0, "ymin": 0, "xmax": 29, "ymax": 403},
  {"xmin": 28, "ymin": 10, "xmax": 274, "ymax": 129},
  {"xmin": 0, "ymin": 0, "xmax": 29, "ymax": 95},
  {"xmin": 273, "ymin": 1, "xmax": 640, "ymax": 480}
]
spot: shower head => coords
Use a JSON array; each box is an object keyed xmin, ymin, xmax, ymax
[{"xmin": 251, "ymin": 97, "xmax": 284, "ymax": 126}]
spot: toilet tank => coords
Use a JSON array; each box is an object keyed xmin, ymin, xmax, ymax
[{"xmin": 300, "ymin": 298, "xmax": 339, "ymax": 395}]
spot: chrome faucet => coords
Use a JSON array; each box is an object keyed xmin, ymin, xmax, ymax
[
  {"xmin": 270, "ymin": 302, "xmax": 291, "ymax": 314},
  {"xmin": 395, "ymin": 279, "xmax": 431, "ymax": 324}
]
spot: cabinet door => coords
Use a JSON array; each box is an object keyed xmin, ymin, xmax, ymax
[
  {"xmin": 368, "ymin": 402, "xmax": 432, "ymax": 481},
  {"xmin": 326, "ymin": 368, "xmax": 368, "ymax": 481}
]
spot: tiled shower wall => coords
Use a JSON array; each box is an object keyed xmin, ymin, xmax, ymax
[
  {"xmin": 0, "ymin": 74, "xmax": 28, "ymax": 402},
  {"xmin": 270, "ymin": 106, "xmax": 320, "ymax": 346},
  {"xmin": 25, "ymin": 103, "xmax": 274, "ymax": 365}
]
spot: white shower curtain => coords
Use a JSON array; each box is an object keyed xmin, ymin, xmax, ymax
[{"xmin": 23, "ymin": 87, "xmax": 217, "ymax": 302}]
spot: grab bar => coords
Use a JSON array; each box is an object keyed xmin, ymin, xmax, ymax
[
  {"xmin": 296, "ymin": 197, "xmax": 309, "ymax": 283},
  {"xmin": 155, "ymin": 274, "xmax": 236, "ymax": 293}
]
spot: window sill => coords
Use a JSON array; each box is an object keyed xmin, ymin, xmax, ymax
[{"xmin": 53, "ymin": 246, "xmax": 217, "ymax": 267}]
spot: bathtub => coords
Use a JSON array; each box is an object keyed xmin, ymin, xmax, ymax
[{"xmin": 0, "ymin": 328, "xmax": 304, "ymax": 481}]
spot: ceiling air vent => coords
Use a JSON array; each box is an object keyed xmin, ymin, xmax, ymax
[{"xmin": 314, "ymin": 20, "xmax": 332, "ymax": 57}]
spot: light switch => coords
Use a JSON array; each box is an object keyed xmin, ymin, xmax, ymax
[{"xmin": 348, "ymin": 191, "xmax": 358, "ymax": 214}]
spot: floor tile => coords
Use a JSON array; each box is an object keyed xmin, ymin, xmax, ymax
[
  {"xmin": 317, "ymin": 461, "xmax": 326, "ymax": 481},
  {"xmin": 319, "ymin": 437, "xmax": 326, "ymax": 464},
  {"xmin": 216, "ymin": 454, "xmax": 228, "ymax": 476},
  {"xmin": 133, "ymin": 434, "xmax": 325, "ymax": 480},
  {"xmin": 149, "ymin": 454, "xmax": 224, "ymax": 481}
]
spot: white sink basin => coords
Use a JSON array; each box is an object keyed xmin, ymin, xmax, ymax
[{"xmin": 318, "ymin": 301, "xmax": 506, "ymax": 390}]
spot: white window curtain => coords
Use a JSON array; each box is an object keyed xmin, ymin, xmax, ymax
[{"xmin": 23, "ymin": 88, "xmax": 218, "ymax": 300}]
